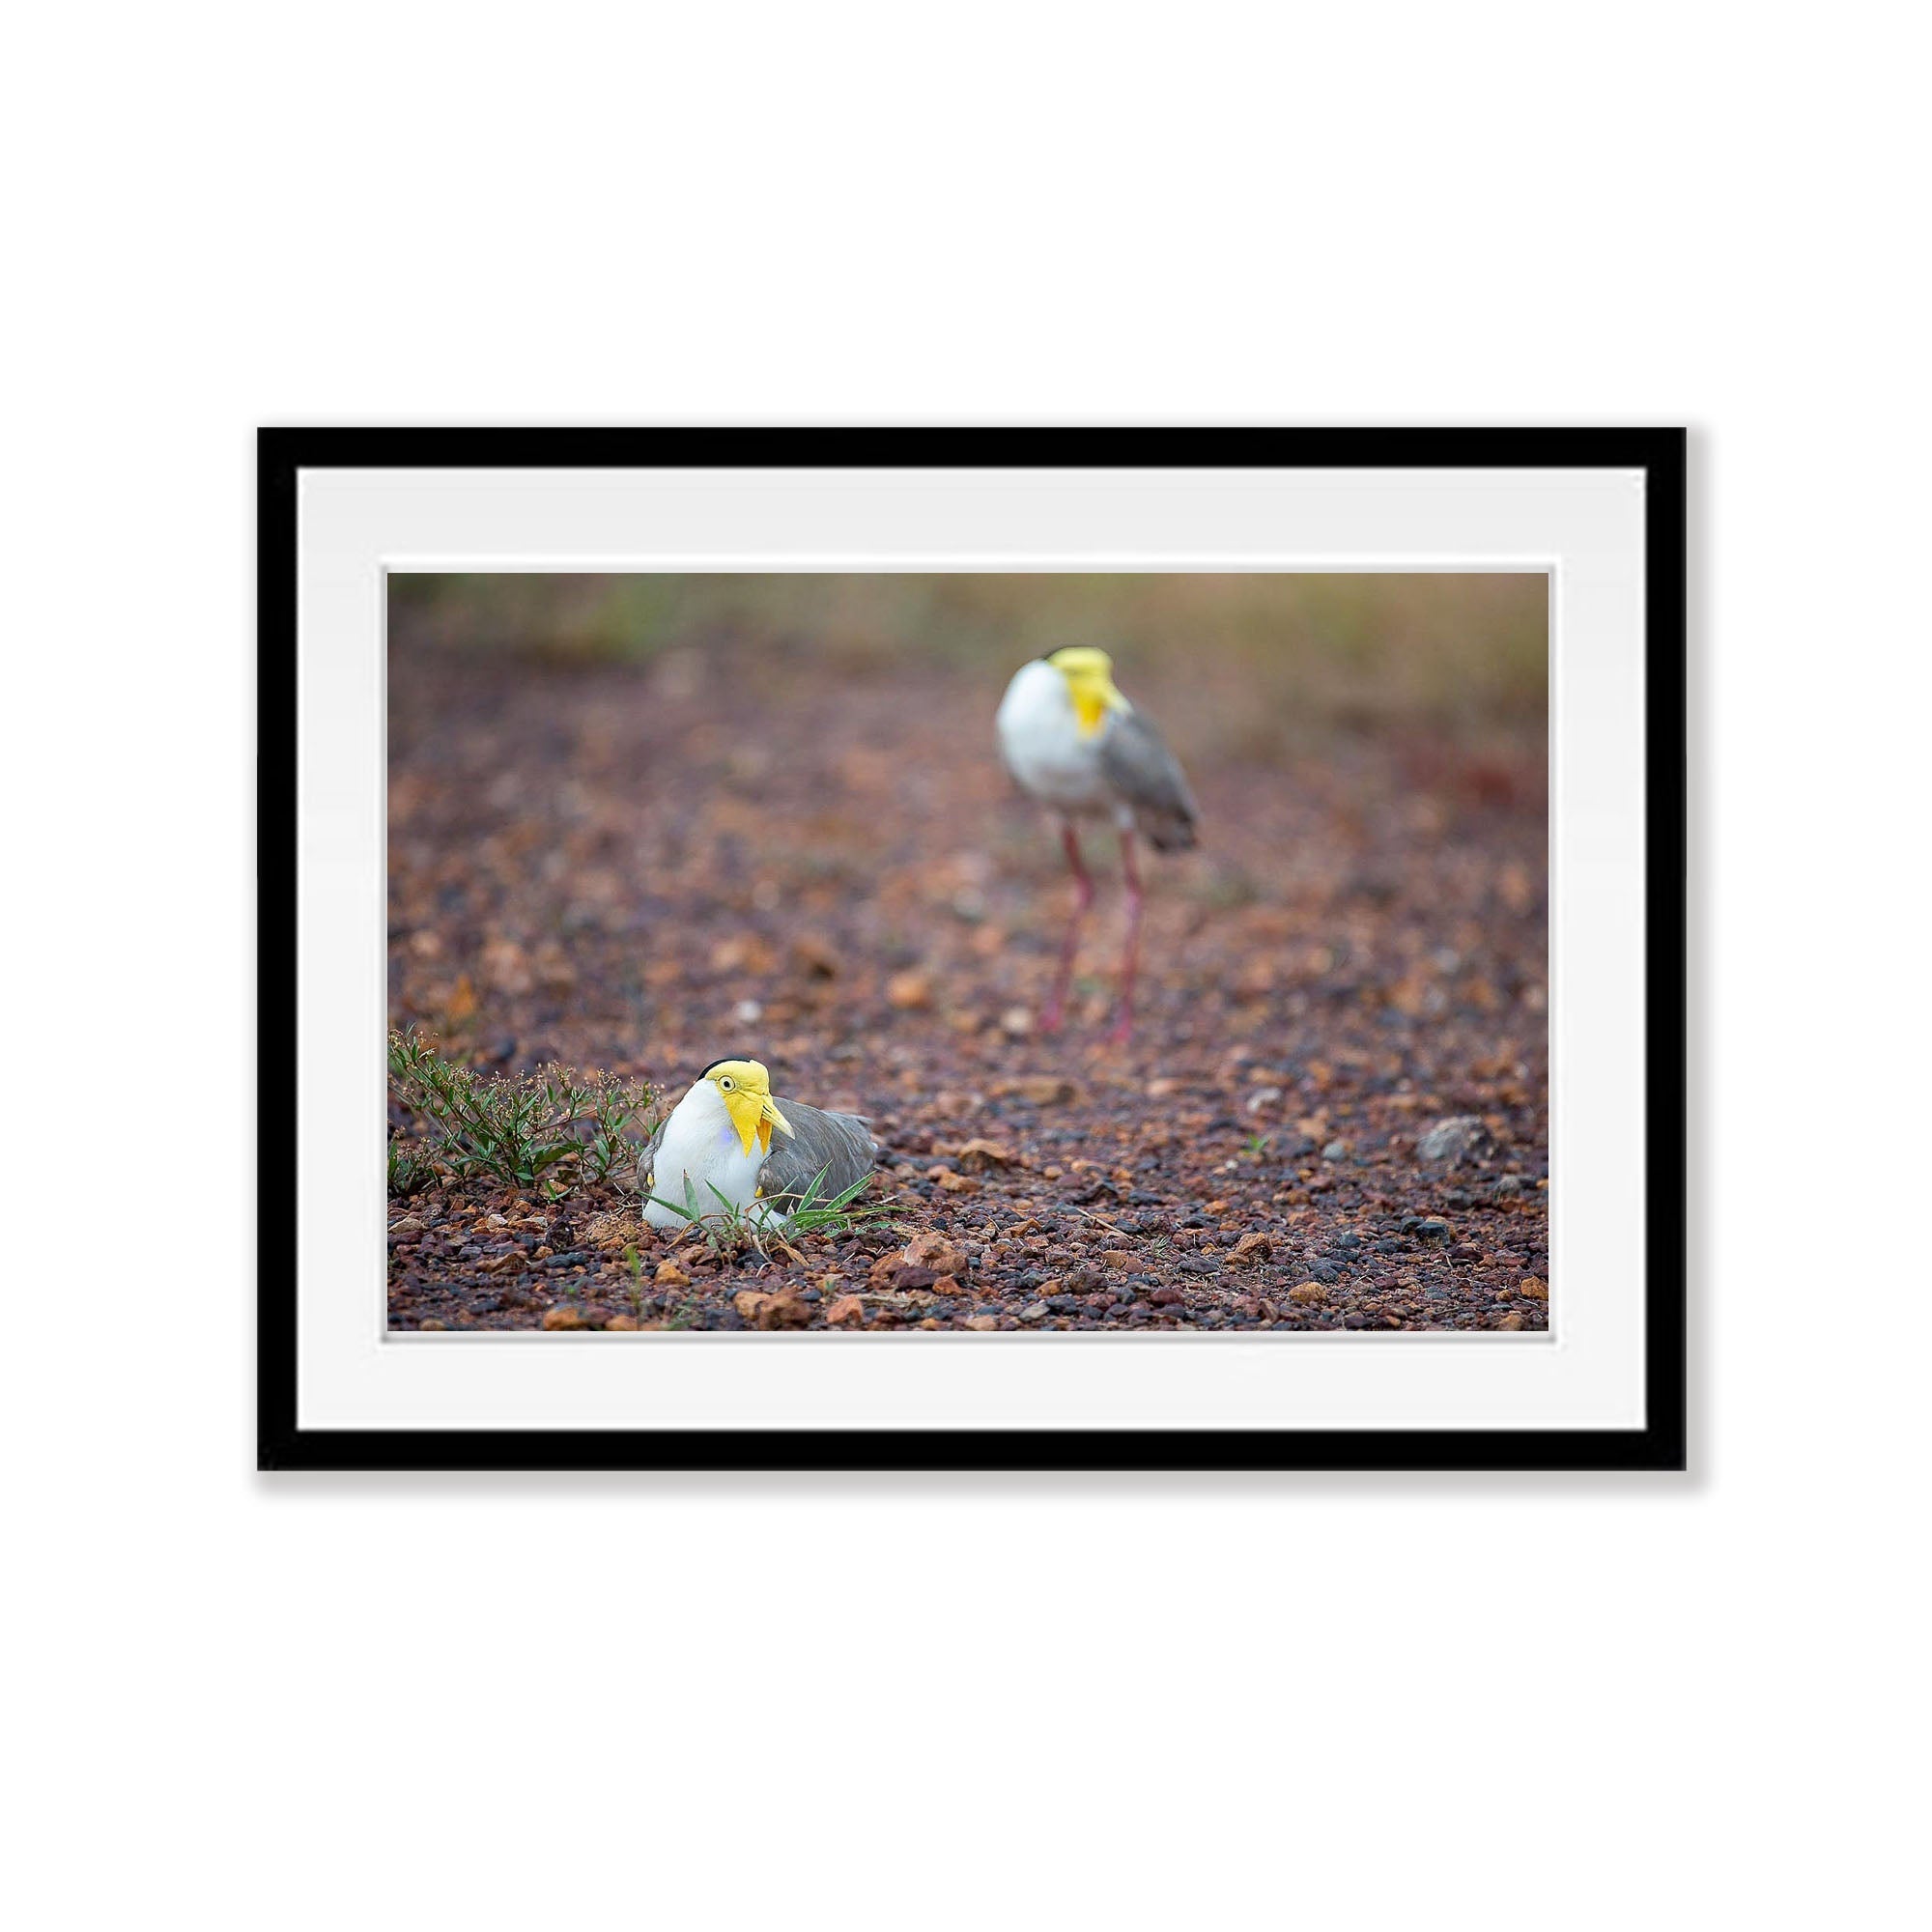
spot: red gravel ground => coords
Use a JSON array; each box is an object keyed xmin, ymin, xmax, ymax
[{"xmin": 387, "ymin": 596, "xmax": 1548, "ymax": 1334}]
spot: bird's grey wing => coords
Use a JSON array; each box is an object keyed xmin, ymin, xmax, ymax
[
  {"xmin": 758, "ymin": 1099, "xmax": 877, "ymax": 1209},
  {"xmin": 635, "ymin": 1118, "xmax": 668, "ymax": 1198},
  {"xmin": 1101, "ymin": 706, "xmax": 1200, "ymax": 851}
]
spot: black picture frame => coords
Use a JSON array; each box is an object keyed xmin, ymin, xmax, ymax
[{"xmin": 259, "ymin": 427, "xmax": 1686, "ymax": 1473}]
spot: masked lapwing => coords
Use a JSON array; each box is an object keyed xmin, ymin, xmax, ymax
[
  {"xmin": 638, "ymin": 1057, "xmax": 875, "ymax": 1230},
  {"xmin": 997, "ymin": 646, "xmax": 1199, "ymax": 1042}
]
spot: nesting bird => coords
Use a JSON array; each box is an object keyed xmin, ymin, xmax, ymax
[
  {"xmin": 638, "ymin": 1058, "xmax": 875, "ymax": 1230},
  {"xmin": 997, "ymin": 647, "xmax": 1199, "ymax": 1042}
]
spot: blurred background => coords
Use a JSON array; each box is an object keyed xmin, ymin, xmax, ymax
[
  {"xmin": 391, "ymin": 571, "xmax": 1546, "ymax": 756},
  {"xmin": 387, "ymin": 574, "xmax": 1548, "ymax": 1142}
]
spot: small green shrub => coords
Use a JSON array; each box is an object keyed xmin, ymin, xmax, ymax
[
  {"xmin": 387, "ymin": 1028, "xmax": 653, "ymax": 1199},
  {"xmin": 386, "ymin": 1132, "xmax": 437, "ymax": 1197}
]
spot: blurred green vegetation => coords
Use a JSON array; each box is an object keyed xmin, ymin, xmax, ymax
[{"xmin": 389, "ymin": 572, "xmax": 1546, "ymax": 734}]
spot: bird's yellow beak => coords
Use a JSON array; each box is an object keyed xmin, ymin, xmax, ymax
[
  {"xmin": 720, "ymin": 1082, "xmax": 793, "ymax": 1156},
  {"xmin": 1049, "ymin": 647, "xmax": 1127, "ymax": 738},
  {"xmin": 1071, "ymin": 685, "xmax": 1118, "ymax": 736}
]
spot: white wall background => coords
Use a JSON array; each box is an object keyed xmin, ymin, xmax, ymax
[{"xmin": 5, "ymin": 6, "xmax": 1925, "ymax": 1928}]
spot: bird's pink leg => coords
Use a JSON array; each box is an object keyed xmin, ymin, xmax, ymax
[
  {"xmin": 1040, "ymin": 821, "xmax": 1094, "ymax": 1035},
  {"xmin": 1108, "ymin": 828, "xmax": 1144, "ymax": 1045}
]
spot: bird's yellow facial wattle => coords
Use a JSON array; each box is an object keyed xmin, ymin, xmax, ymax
[
  {"xmin": 1048, "ymin": 647, "xmax": 1127, "ymax": 738},
  {"xmin": 701, "ymin": 1058, "xmax": 794, "ymax": 1156}
]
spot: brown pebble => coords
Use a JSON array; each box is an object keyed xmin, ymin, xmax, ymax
[
  {"xmin": 954, "ymin": 1138, "xmax": 1017, "ymax": 1171},
  {"xmin": 886, "ymin": 969, "xmax": 932, "ymax": 1009},
  {"xmin": 994, "ymin": 1076, "xmax": 1081, "ymax": 1106},
  {"xmin": 755, "ymin": 1292, "xmax": 812, "ymax": 1331},
  {"xmin": 903, "ymin": 1230, "xmax": 971, "ymax": 1278}
]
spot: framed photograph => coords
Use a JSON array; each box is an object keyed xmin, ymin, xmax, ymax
[{"xmin": 260, "ymin": 428, "xmax": 1685, "ymax": 1471}]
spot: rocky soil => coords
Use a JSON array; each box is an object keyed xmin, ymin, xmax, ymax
[{"xmin": 387, "ymin": 634, "xmax": 1548, "ymax": 1334}]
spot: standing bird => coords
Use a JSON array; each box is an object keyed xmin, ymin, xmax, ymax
[
  {"xmin": 638, "ymin": 1057, "xmax": 875, "ymax": 1230},
  {"xmin": 996, "ymin": 646, "xmax": 1199, "ymax": 1042}
]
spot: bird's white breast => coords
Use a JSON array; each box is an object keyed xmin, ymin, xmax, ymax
[
  {"xmin": 996, "ymin": 660, "xmax": 1113, "ymax": 812},
  {"xmin": 641, "ymin": 1082, "xmax": 769, "ymax": 1230}
]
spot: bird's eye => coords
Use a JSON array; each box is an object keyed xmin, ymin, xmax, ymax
[{"xmin": 720, "ymin": 1076, "xmax": 733, "ymax": 1089}]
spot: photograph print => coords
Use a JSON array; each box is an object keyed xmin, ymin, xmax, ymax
[{"xmin": 385, "ymin": 569, "xmax": 1550, "ymax": 1338}]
